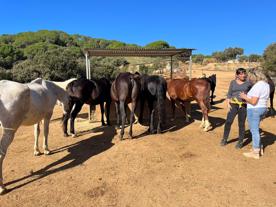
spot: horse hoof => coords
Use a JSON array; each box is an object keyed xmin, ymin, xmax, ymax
[
  {"xmin": 34, "ymin": 150, "xmax": 41, "ymax": 156},
  {"xmin": 71, "ymin": 134, "xmax": 77, "ymax": 138},
  {"xmin": 64, "ymin": 133, "xmax": 69, "ymax": 137},
  {"xmin": 44, "ymin": 150, "xmax": 51, "ymax": 155},
  {"xmin": 203, "ymin": 126, "xmax": 212, "ymax": 132},
  {"xmin": 0, "ymin": 186, "xmax": 7, "ymax": 195}
]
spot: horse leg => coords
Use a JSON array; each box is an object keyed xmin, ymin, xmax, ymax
[
  {"xmin": 270, "ymin": 92, "xmax": 275, "ymax": 115},
  {"xmin": 210, "ymin": 89, "xmax": 214, "ymax": 105},
  {"xmin": 34, "ymin": 123, "xmax": 41, "ymax": 156},
  {"xmin": 170, "ymin": 99, "xmax": 176, "ymax": 121},
  {"xmin": 70, "ymin": 101, "xmax": 83, "ymax": 137},
  {"xmin": 199, "ymin": 100, "xmax": 211, "ymax": 132},
  {"xmin": 43, "ymin": 113, "xmax": 53, "ymax": 155},
  {"xmin": 182, "ymin": 102, "xmax": 191, "ymax": 122},
  {"xmin": 100, "ymin": 102, "xmax": 106, "ymax": 126},
  {"xmin": 62, "ymin": 99, "xmax": 74, "ymax": 137},
  {"xmin": 139, "ymin": 95, "xmax": 145, "ymax": 124},
  {"xmin": 105, "ymin": 100, "xmax": 111, "ymax": 126},
  {"xmin": 89, "ymin": 104, "xmax": 96, "ymax": 122},
  {"xmin": 185, "ymin": 102, "xmax": 192, "ymax": 122},
  {"xmin": 0, "ymin": 129, "xmax": 16, "ymax": 195},
  {"xmin": 114, "ymin": 101, "xmax": 120, "ymax": 129},
  {"xmin": 129, "ymin": 100, "xmax": 137, "ymax": 138},
  {"xmin": 157, "ymin": 103, "xmax": 162, "ymax": 134},
  {"xmin": 124, "ymin": 105, "xmax": 129, "ymax": 125},
  {"xmin": 119, "ymin": 101, "xmax": 126, "ymax": 140},
  {"xmin": 148, "ymin": 102, "xmax": 155, "ymax": 134}
]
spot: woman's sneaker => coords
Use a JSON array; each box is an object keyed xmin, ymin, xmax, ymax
[{"xmin": 243, "ymin": 149, "xmax": 260, "ymax": 159}]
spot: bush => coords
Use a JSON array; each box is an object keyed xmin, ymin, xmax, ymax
[{"xmin": 0, "ymin": 67, "xmax": 13, "ymax": 80}]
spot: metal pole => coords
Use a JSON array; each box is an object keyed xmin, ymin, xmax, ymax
[
  {"xmin": 88, "ymin": 58, "xmax": 91, "ymax": 79},
  {"xmin": 189, "ymin": 55, "xmax": 192, "ymax": 80},
  {"xmin": 170, "ymin": 56, "xmax": 173, "ymax": 79},
  {"xmin": 85, "ymin": 53, "xmax": 88, "ymax": 79}
]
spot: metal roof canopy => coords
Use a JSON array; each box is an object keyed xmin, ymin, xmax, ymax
[{"xmin": 84, "ymin": 48, "xmax": 195, "ymax": 80}]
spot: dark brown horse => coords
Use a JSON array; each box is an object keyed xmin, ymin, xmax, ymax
[
  {"xmin": 207, "ymin": 74, "xmax": 216, "ymax": 105},
  {"xmin": 167, "ymin": 78, "xmax": 212, "ymax": 131},
  {"xmin": 267, "ymin": 75, "xmax": 275, "ymax": 114},
  {"xmin": 111, "ymin": 72, "xmax": 140, "ymax": 140},
  {"xmin": 62, "ymin": 77, "xmax": 111, "ymax": 137},
  {"xmin": 139, "ymin": 74, "xmax": 167, "ymax": 134}
]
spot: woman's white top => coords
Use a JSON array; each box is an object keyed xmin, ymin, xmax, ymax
[{"xmin": 247, "ymin": 81, "xmax": 270, "ymax": 108}]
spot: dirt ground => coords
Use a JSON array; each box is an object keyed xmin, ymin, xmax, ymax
[{"xmin": 1, "ymin": 69, "xmax": 276, "ymax": 207}]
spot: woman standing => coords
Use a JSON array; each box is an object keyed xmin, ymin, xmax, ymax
[
  {"xmin": 240, "ymin": 69, "xmax": 270, "ymax": 159},
  {"xmin": 220, "ymin": 68, "xmax": 251, "ymax": 148}
]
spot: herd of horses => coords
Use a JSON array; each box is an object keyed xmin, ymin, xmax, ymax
[{"xmin": 0, "ymin": 70, "xmax": 275, "ymax": 195}]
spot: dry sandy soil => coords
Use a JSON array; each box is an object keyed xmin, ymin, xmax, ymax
[{"xmin": 1, "ymin": 69, "xmax": 276, "ymax": 207}]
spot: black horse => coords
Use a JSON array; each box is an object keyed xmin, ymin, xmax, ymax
[
  {"xmin": 138, "ymin": 74, "xmax": 167, "ymax": 134},
  {"xmin": 110, "ymin": 72, "xmax": 140, "ymax": 140},
  {"xmin": 62, "ymin": 77, "xmax": 111, "ymax": 137},
  {"xmin": 207, "ymin": 74, "xmax": 216, "ymax": 105},
  {"xmin": 267, "ymin": 75, "xmax": 275, "ymax": 113}
]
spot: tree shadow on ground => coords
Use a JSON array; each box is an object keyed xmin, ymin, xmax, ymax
[{"xmin": 5, "ymin": 125, "xmax": 116, "ymax": 193}]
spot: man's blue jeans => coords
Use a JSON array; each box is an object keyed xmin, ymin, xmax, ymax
[{"xmin": 247, "ymin": 108, "xmax": 267, "ymax": 149}]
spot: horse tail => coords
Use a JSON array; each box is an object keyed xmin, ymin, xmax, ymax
[
  {"xmin": 206, "ymin": 84, "xmax": 211, "ymax": 112},
  {"xmin": 157, "ymin": 79, "xmax": 167, "ymax": 128}
]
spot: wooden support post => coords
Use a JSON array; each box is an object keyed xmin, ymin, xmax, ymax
[
  {"xmin": 189, "ymin": 55, "xmax": 192, "ymax": 80},
  {"xmin": 170, "ymin": 56, "xmax": 173, "ymax": 79}
]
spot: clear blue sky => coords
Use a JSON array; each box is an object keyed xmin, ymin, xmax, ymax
[{"xmin": 1, "ymin": 0, "xmax": 276, "ymax": 55}]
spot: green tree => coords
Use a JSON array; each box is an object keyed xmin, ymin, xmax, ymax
[
  {"xmin": 193, "ymin": 54, "xmax": 205, "ymax": 64},
  {"xmin": 0, "ymin": 66, "xmax": 13, "ymax": 80},
  {"xmin": 263, "ymin": 43, "xmax": 276, "ymax": 75},
  {"xmin": 238, "ymin": 55, "xmax": 248, "ymax": 62},
  {"xmin": 145, "ymin": 41, "xmax": 170, "ymax": 49},
  {"xmin": 248, "ymin": 54, "xmax": 262, "ymax": 62},
  {"xmin": 212, "ymin": 51, "xmax": 227, "ymax": 62},
  {"xmin": 0, "ymin": 43, "xmax": 24, "ymax": 69},
  {"xmin": 224, "ymin": 47, "xmax": 244, "ymax": 60}
]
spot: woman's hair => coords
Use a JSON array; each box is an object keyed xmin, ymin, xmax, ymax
[
  {"xmin": 236, "ymin": 68, "xmax": 246, "ymax": 75},
  {"xmin": 247, "ymin": 68, "xmax": 268, "ymax": 83}
]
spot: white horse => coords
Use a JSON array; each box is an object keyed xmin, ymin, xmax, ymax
[{"xmin": 0, "ymin": 78, "xmax": 70, "ymax": 194}]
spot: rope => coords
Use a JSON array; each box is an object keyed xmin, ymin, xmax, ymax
[{"xmin": 230, "ymin": 97, "xmax": 245, "ymax": 108}]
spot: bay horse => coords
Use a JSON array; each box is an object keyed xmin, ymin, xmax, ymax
[
  {"xmin": 0, "ymin": 78, "xmax": 70, "ymax": 195},
  {"xmin": 139, "ymin": 74, "xmax": 167, "ymax": 134},
  {"xmin": 167, "ymin": 78, "xmax": 212, "ymax": 131},
  {"xmin": 111, "ymin": 72, "xmax": 140, "ymax": 140},
  {"xmin": 62, "ymin": 77, "xmax": 112, "ymax": 137}
]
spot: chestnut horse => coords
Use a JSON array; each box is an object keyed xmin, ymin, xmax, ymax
[
  {"xmin": 111, "ymin": 72, "xmax": 140, "ymax": 140},
  {"xmin": 167, "ymin": 78, "xmax": 212, "ymax": 131}
]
